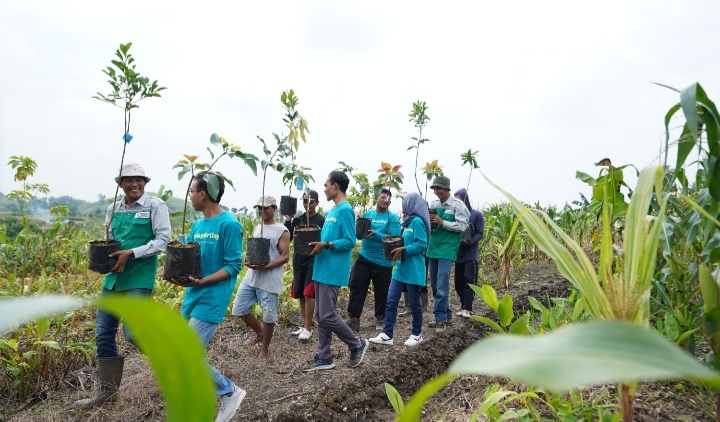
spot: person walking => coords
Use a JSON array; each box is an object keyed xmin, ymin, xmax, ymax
[
  {"xmin": 426, "ymin": 176, "xmax": 469, "ymax": 332},
  {"xmin": 302, "ymin": 170, "xmax": 369, "ymax": 372},
  {"xmin": 346, "ymin": 188, "xmax": 400, "ymax": 331},
  {"xmin": 75, "ymin": 163, "xmax": 171, "ymax": 407},
  {"xmin": 232, "ymin": 196, "xmax": 290, "ymax": 362},
  {"xmin": 369, "ymin": 192, "xmax": 430, "ymax": 347},
  {"xmin": 284, "ymin": 190, "xmax": 325, "ymax": 341},
  {"xmin": 169, "ymin": 172, "xmax": 246, "ymax": 422},
  {"xmin": 453, "ymin": 188, "xmax": 485, "ymax": 318}
]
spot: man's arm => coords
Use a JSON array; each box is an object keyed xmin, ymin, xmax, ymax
[
  {"xmin": 441, "ymin": 200, "xmax": 469, "ymax": 233},
  {"xmin": 470, "ymin": 211, "xmax": 484, "ymax": 244}
]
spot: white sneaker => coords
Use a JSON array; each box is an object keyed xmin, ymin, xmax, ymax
[
  {"xmin": 291, "ymin": 327, "xmax": 304, "ymax": 336},
  {"xmin": 298, "ymin": 329, "xmax": 312, "ymax": 341},
  {"xmin": 459, "ymin": 310, "xmax": 471, "ymax": 318},
  {"xmin": 369, "ymin": 332, "xmax": 393, "ymax": 345},
  {"xmin": 216, "ymin": 384, "xmax": 246, "ymax": 422},
  {"xmin": 404, "ymin": 334, "xmax": 423, "ymax": 347}
]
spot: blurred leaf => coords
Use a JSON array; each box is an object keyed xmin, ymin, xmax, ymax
[
  {"xmin": 0, "ymin": 296, "xmax": 82, "ymax": 332},
  {"xmin": 449, "ymin": 321, "xmax": 720, "ymax": 391},
  {"xmin": 98, "ymin": 295, "xmax": 215, "ymax": 422}
]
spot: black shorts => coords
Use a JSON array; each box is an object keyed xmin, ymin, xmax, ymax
[{"xmin": 291, "ymin": 267, "xmax": 315, "ymax": 299}]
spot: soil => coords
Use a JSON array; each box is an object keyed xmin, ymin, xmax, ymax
[{"xmin": 5, "ymin": 261, "xmax": 715, "ymax": 421}]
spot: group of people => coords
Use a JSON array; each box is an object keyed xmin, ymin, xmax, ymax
[{"xmin": 74, "ymin": 163, "xmax": 484, "ymax": 422}]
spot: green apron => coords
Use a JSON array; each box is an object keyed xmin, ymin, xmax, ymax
[
  {"xmin": 426, "ymin": 207, "xmax": 462, "ymax": 260},
  {"xmin": 103, "ymin": 208, "xmax": 158, "ymax": 291}
]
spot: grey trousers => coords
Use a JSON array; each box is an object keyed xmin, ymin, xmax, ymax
[{"xmin": 315, "ymin": 282, "xmax": 362, "ymax": 361}]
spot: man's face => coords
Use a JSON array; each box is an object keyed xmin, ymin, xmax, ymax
[
  {"xmin": 257, "ymin": 204, "xmax": 276, "ymax": 222},
  {"xmin": 121, "ymin": 176, "xmax": 146, "ymax": 203},
  {"xmin": 376, "ymin": 193, "xmax": 391, "ymax": 211},
  {"xmin": 189, "ymin": 180, "xmax": 203, "ymax": 211},
  {"xmin": 433, "ymin": 186, "xmax": 450, "ymax": 202},
  {"xmin": 303, "ymin": 197, "xmax": 318, "ymax": 213},
  {"xmin": 323, "ymin": 178, "xmax": 338, "ymax": 201}
]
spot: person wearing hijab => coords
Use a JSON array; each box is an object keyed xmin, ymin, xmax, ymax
[
  {"xmin": 369, "ymin": 192, "xmax": 430, "ymax": 347},
  {"xmin": 453, "ymin": 188, "xmax": 485, "ymax": 317}
]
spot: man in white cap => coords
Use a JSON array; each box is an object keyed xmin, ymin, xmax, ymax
[
  {"xmin": 232, "ymin": 195, "xmax": 290, "ymax": 362},
  {"xmin": 75, "ymin": 162, "xmax": 171, "ymax": 407}
]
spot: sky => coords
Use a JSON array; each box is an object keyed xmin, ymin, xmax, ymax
[{"xmin": 1, "ymin": 1, "xmax": 718, "ymax": 213}]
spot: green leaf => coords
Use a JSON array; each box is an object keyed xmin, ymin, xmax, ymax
[
  {"xmin": 397, "ymin": 374, "xmax": 455, "ymax": 422},
  {"xmin": 203, "ymin": 173, "xmax": 220, "ymax": 202},
  {"xmin": 479, "ymin": 284, "xmax": 500, "ymax": 312},
  {"xmin": 528, "ymin": 296, "xmax": 548, "ymax": 313},
  {"xmin": 497, "ymin": 294, "xmax": 514, "ymax": 327},
  {"xmin": 384, "ymin": 382, "xmax": 404, "ymax": 414},
  {"xmin": 575, "ymin": 171, "xmax": 597, "ymax": 186},
  {"xmin": 470, "ymin": 315, "xmax": 506, "ymax": 333},
  {"xmin": 448, "ymin": 321, "xmax": 720, "ymax": 391},
  {"xmin": 36, "ymin": 340, "xmax": 61, "ymax": 350},
  {"xmin": 210, "ymin": 133, "xmax": 221, "ymax": 145},
  {"xmin": 97, "ymin": 295, "xmax": 215, "ymax": 422},
  {"xmin": 508, "ymin": 312, "xmax": 530, "ymax": 335},
  {"xmin": 474, "ymin": 389, "xmax": 515, "ymax": 418},
  {"xmin": 0, "ymin": 296, "xmax": 82, "ymax": 332}
]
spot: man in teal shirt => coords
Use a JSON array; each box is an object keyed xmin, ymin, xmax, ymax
[
  {"xmin": 169, "ymin": 171, "xmax": 246, "ymax": 422},
  {"xmin": 303, "ymin": 170, "xmax": 369, "ymax": 372},
  {"xmin": 347, "ymin": 188, "xmax": 400, "ymax": 331}
]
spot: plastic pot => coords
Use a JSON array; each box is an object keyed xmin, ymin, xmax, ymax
[
  {"xmin": 355, "ymin": 217, "xmax": 372, "ymax": 237},
  {"xmin": 246, "ymin": 237, "xmax": 271, "ymax": 266},
  {"xmin": 163, "ymin": 241, "xmax": 202, "ymax": 284},
  {"xmin": 294, "ymin": 225, "xmax": 321, "ymax": 256},
  {"xmin": 88, "ymin": 240, "xmax": 121, "ymax": 274},
  {"xmin": 280, "ymin": 196, "xmax": 298, "ymax": 217},
  {"xmin": 382, "ymin": 236, "xmax": 404, "ymax": 260}
]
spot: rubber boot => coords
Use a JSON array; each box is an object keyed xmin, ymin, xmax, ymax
[
  {"xmin": 74, "ymin": 356, "xmax": 125, "ymax": 407},
  {"xmin": 421, "ymin": 292, "xmax": 429, "ymax": 313}
]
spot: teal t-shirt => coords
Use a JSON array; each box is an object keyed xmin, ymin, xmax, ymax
[
  {"xmin": 392, "ymin": 217, "xmax": 428, "ymax": 286},
  {"xmin": 312, "ymin": 201, "xmax": 355, "ymax": 287},
  {"xmin": 182, "ymin": 211, "xmax": 243, "ymax": 324},
  {"xmin": 358, "ymin": 209, "xmax": 400, "ymax": 268}
]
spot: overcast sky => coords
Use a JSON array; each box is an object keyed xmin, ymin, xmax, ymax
[{"xmin": 1, "ymin": 1, "xmax": 718, "ymax": 213}]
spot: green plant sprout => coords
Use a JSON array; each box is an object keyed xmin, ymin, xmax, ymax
[
  {"xmin": 407, "ymin": 100, "xmax": 430, "ymax": 196},
  {"xmin": 92, "ymin": 42, "xmax": 166, "ymax": 242}
]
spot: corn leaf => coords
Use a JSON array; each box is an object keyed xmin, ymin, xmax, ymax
[
  {"xmin": 98, "ymin": 295, "xmax": 215, "ymax": 422},
  {"xmin": 397, "ymin": 374, "xmax": 455, "ymax": 422},
  {"xmin": 448, "ymin": 321, "xmax": 720, "ymax": 391}
]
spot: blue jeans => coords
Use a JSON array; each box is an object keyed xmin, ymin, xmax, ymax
[
  {"xmin": 188, "ymin": 317, "xmax": 235, "ymax": 397},
  {"xmin": 429, "ymin": 258, "xmax": 453, "ymax": 323},
  {"xmin": 96, "ymin": 288, "xmax": 152, "ymax": 358},
  {"xmin": 383, "ymin": 280, "xmax": 423, "ymax": 338}
]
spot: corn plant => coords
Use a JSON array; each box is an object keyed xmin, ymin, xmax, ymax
[
  {"xmin": 92, "ymin": 42, "xmax": 166, "ymax": 242},
  {"xmin": 390, "ymin": 167, "xmax": 720, "ymax": 422}
]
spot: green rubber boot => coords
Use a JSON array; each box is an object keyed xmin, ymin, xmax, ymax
[{"xmin": 74, "ymin": 356, "xmax": 124, "ymax": 407}]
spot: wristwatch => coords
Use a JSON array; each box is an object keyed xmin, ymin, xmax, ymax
[{"xmin": 324, "ymin": 242, "xmax": 331, "ymax": 249}]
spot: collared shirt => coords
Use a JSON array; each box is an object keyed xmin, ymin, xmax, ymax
[
  {"xmin": 105, "ymin": 193, "xmax": 171, "ymax": 258},
  {"xmin": 426, "ymin": 196, "xmax": 470, "ymax": 260}
]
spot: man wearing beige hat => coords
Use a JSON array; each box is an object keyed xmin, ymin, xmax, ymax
[
  {"xmin": 232, "ymin": 195, "xmax": 290, "ymax": 362},
  {"xmin": 427, "ymin": 176, "xmax": 469, "ymax": 332},
  {"xmin": 75, "ymin": 162, "xmax": 171, "ymax": 407}
]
